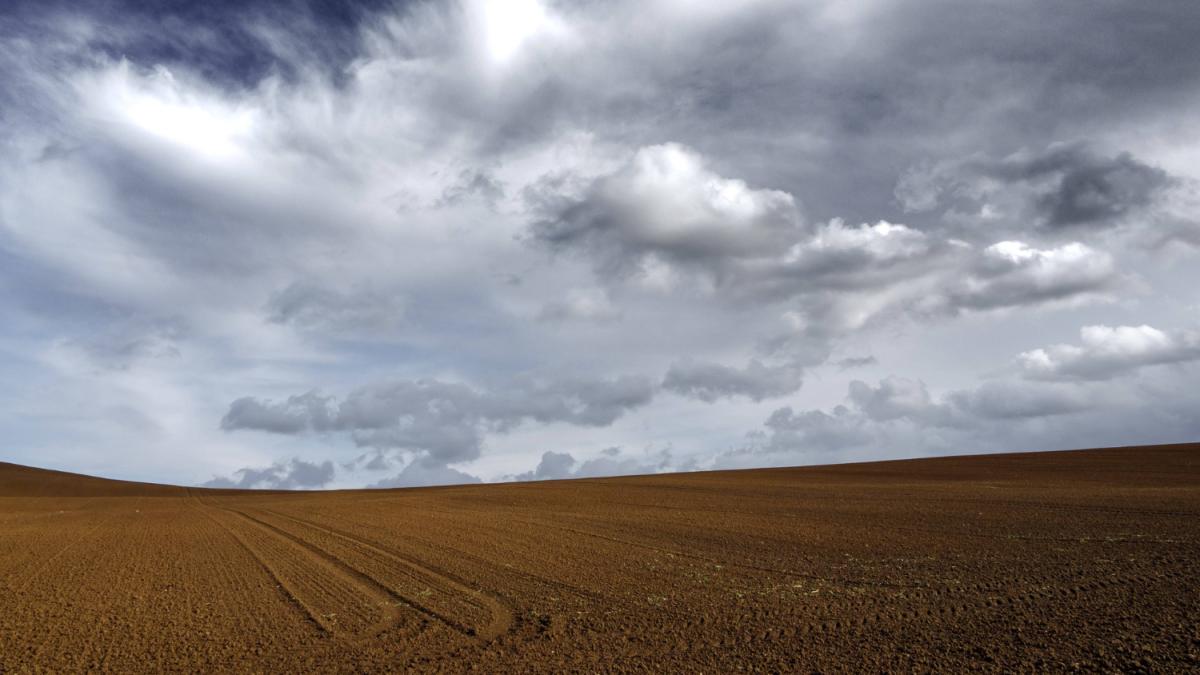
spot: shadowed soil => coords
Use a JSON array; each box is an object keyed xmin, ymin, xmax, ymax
[{"xmin": 2, "ymin": 444, "xmax": 1198, "ymax": 672}]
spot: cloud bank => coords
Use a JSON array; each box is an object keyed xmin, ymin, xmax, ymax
[{"xmin": 1, "ymin": 0, "xmax": 1198, "ymax": 487}]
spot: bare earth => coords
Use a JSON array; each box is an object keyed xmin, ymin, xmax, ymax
[{"xmin": 2, "ymin": 444, "xmax": 1198, "ymax": 672}]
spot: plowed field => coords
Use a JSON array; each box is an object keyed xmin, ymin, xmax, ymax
[{"xmin": 2, "ymin": 444, "xmax": 1198, "ymax": 672}]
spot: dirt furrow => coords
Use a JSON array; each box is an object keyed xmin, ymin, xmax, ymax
[
  {"xmin": 195, "ymin": 498, "xmax": 396, "ymax": 641},
  {"xmin": 3, "ymin": 444, "xmax": 1199, "ymax": 672},
  {"xmin": 250, "ymin": 506, "xmax": 515, "ymax": 641}
]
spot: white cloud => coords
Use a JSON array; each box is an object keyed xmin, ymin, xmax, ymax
[
  {"xmin": 1018, "ymin": 324, "xmax": 1200, "ymax": 380},
  {"xmin": 533, "ymin": 142, "xmax": 803, "ymax": 271},
  {"xmin": 939, "ymin": 241, "xmax": 1118, "ymax": 313}
]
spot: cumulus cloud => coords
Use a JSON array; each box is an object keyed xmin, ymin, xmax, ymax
[
  {"xmin": 222, "ymin": 375, "xmax": 656, "ymax": 466},
  {"xmin": 222, "ymin": 392, "xmax": 332, "ymax": 435},
  {"xmin": 848, "ymin": 377, "xmax": 945, "ymax": 422},
  {"xmin": 745, "ymin": 375, "xmax": 1096, "ymax": 460},
  {"xmin": 938, "ymin": 241, "xmax": 1118, "ymax": 313},
  {"xmin": 509, "ymin": 447, "xmax": 682, "ymax": 482},
  {"xmin": 531, "ymin": 148, "xmax": 943, "ymax": 302},
  {"xmin": 739, "ymin": 320, "xmax": 1200, "ymax": 461},
  {"xmin": 532, "ymin": 144, "xmax": 1122, "ymax": 341},
  {"xmin": 1018, "ymin": 325, "xmax": 1200, "ymax": 381},
  {"xmin": 203, "ymin": 458, "xmax": 335, "ymax": 490},
  {"xmin": 752, "ymin": 406, "xmax": 873, "ymax": 454},
  {"xmin": 367, "ymin": 458, "xmax": 482, "ymax": 489},
  {"xmin": 531, "ymin": 143, "xmax": 804, "ymax": 275},
  {"xmin": 509, "ymin": 450, "xmax": 577, "ymax": 481}
]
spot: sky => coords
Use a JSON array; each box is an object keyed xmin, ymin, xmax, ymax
[{"xmin": 2, "ymin": 0, "xmax": 1200, "ymax": 489}]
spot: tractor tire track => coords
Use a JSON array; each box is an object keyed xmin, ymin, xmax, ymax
[
  {"xmin": 311, "ymin": 507, "xmax": 605, "ymax": 604},
  {"xmin": 190, "ymin": 495, "xmax": 397, "ymax": 642},
  {"xmin": 252, "ymin": 507, "xmax": 515, "ymax": 642}
]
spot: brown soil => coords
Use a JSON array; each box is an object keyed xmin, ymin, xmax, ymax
[{"xmin": 2, "ymin": 444, "xmax": 1198, "ymax": 672}]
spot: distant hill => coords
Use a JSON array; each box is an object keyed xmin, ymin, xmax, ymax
[
  {"xmin": 0, "ymin": 461, "xmax": 185, "ymax": 498},
  {"xmin": 3, "ymin": 442, "xmax": 1198, "ymax": 497}
]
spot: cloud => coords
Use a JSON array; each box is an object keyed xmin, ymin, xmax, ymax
[
  {"xmin": 530, "ymin": 143, "xmax": 804, "ymax": 276},
  {"xmin": 531, "ymin": 145, "xmax": 1120, "ymax": 338},
  {"xmin": 753, "ymin": 406, "xmax": 873, "ymax": 454},
  {"xmin": 367, "ymin": 457, "xmax": 482, "ymax": 489},
  {"xmin": 510, "ymin": 450, "xmax": 577, "ymax": 481},
  {"xmin": 1018, "ymin": 325, "xmax": 1200, "ymax": 381},
  {"xmin": 835, "ymin": 355, "xmax": 877, "ymax": 370},
  {"xmin": 530, "ymin": 146, "xmax": 945, "ymax": 302},
  {"xmin": 221, "ymin": 392, "xmax": 332, "ymax": 435},
  {"xmin": 847, "ymin": 375, "xmax": 1092, "ymax": 426},
  {"xmin": 436, "ymin": 169, "xmax": 506, "ymax": 208},
  {"xmin": 44, "ymin": 319, "xmax": 184, "ymax": 371},
  {"xmin": 938, "ymin": 241, "xmax": 1118, "ymax": 313},
  {"xmin": 947, "ymin": 380, "xmax": 1093, "ymax": 420},
  {"xmin": 848, "ymin": 377, "xmax": 944, "ymax": 422},
  {"xmin": 222, "ymin": 374, "xmax": 656, "ymax": 466},
  {"xmin": 264, "ymin": 282, "xmax": 407, "ymax": 334},
  {"xmin": 203, "ymin": 458, "xmax": 335, "ymax": 490},
  {"xmin": 898, "ymin": 143, "xmax": 1179, "ymax": 232},
  {"xmin": 743, "ymin": 375, "xmax": 1095, "ymax": 459},
  {"xmin": 538, "ymin": 288, "xmax": 621, "ymax": 322},
  {"xmin": 738, "ymin": 320, "xmax": 1200, "ymax": 460},
  {"xmin": 509, "ymin": 446, "xmax": 683, "ymax": 482},
  {"xmin": 734, "ymin": 219, "xmax": 949, "ymax": 304},
  {"xmin": 663, "ymin": 358, "xmax": 805, "ymax": 402}
]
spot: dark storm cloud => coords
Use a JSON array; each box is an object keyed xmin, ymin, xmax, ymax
[
  {"xmin": 473, "ymin": 0, "xmax": 1200, "ymax": 224},
  {"xmin": 1020, "ymin": 149, "xmax": 1171, "ymax": 229},
  {"xmin": 897, "ymin": 143, "xmax": 1179, "ymax": 235},
  {"xmin": 203, "ymin": 457, "xmax": 335, "ymax": 489},
  {"xmin": 0, "ymin": 0, "xmax": 397, "ymax": 89}
]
